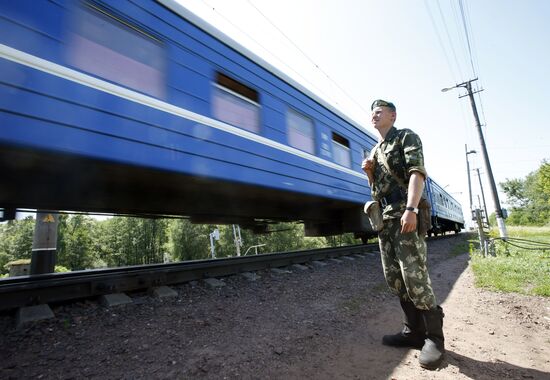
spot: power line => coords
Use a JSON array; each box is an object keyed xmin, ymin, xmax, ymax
[
  {"xmin": 489, "ymin": 145, "xmax": 550, "ymax": 150},
  {"xmin": 458, "ymin": 0, "xmax": 477, "ymax": 77},
  {"xmin": 424, "ymin": 0, "xmax": 458, "ymax": 82},
  {"xmin": 436, "ymin": 0, "xmax": 464, "ymax": 80},
  {"xmin": 245, "ymin": 0, "xmax": 372, "ymax": 118},
  {"xmin": 449, "ymin": 0, "xmax": 469, "ymax": 78},
  {"xmin": 199, "ymin": 0, "xmax": 335, "ymax": 108},
  {"xmin": 458, "ymin": 0, "xmax": 489, "ymax": 132}
]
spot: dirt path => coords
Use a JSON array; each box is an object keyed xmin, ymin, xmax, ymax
[
  {"xmin": 1, "ymin": 234, "xmax": 549, "ymax": 379},
  {"xmin": 288, "ymin": 248, "xmax": 550, "ymax": 379}
]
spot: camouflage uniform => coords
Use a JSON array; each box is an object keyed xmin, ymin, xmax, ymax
[{"xmin": 372, "ymin": 126, "xmax": 436, "ymax": 310}]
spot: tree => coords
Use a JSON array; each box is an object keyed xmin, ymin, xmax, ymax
[
  {"xmin": 0, "ymin": 217, "xmax": 34, "ymax": 274},
  {"xmin": 537, "ymin": 160, "xmax": 550, "ymax": 205},
  {"xmin": 500, "ymin": 159, "xmax": 550, "ymax": 225},
  {"xmin": 97, "ymin": 217, "xmax": 169, "ymax": 266},
  {"xmin": 169, "ymin": 219, "xmax": 212, "ymax": 261},
  {"xmin": 500, "ymin": 178, "xmax": 527, "ymax": 208},
  {"xmin": 57, "ymin": 215, "xmax": 97, "ymax": 270}
]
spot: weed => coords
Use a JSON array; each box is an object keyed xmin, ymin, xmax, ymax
[{"xmin": 471, "ymin": 226, "xmax": 550, "ymax": 297}]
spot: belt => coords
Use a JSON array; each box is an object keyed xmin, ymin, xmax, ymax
[{"xmin": 379, "ymin": 188, "xmax": 406, "ymax": 208}]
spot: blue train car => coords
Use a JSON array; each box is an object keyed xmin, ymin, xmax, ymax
[
  {"xmin": 0, "ymin": 0, "xmax": 378, "ymax": 236},
  {"xmin": 0, "ymin": 0, "xmax": 462, "ymax": 239},
  {"xmin": 426, "ymin": 178, "xmax": 465, "ymax": 235}
]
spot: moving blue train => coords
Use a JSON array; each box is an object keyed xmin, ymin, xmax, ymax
[{"xmin": 0, "ymin": 0, "xmax": 464, "ymax": 239}]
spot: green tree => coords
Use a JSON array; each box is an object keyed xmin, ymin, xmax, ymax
[
  {"xmin": 97, "ymin": 217, "xmax": 169, "ymax": 266},
  {"xmin": 57, "ymin": 215, "xmax": 97, "ymax": 270},
  {"xmin": 501, "ymin": 178, "xmax": 527, "ymax": 207},
  {"xmin": 169, "ymin": 219, "xmax": 212, "ymax": 261},
  {"xmin": 500, "ymin": 159, "xmax": 550, "ymax": 225},
  {"xmin": 537, "ymin": 160, "xmax": 550, "ymax": 205},
  {"xmin": 233, "ymin": 222, "xmax": 326, "ymax": 255},
  {"xmin": 0, "ymin": 217, "xmax": 34, "ymax": 274}
]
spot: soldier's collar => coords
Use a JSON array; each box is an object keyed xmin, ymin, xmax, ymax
[{"xmin": 383, "ymin": 126, "xmax": 398, "ymax": 142}]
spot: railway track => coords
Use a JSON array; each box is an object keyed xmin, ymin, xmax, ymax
[
  {"xmin": 0, "ymin": 243, "xmax": 378, "ymax": 312},
  {"xmin": 0, "ymin": 233, "xmax": 460, "ymax": 312}
]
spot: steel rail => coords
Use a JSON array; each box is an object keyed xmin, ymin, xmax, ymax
[{"xmin": 0, "ymin": 244, "xmax": 375, "ymax": 311}]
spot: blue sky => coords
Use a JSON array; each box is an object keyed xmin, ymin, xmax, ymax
[{"xmin": 175, "ymin": 0, "xmax": 550, "ymax": 223}]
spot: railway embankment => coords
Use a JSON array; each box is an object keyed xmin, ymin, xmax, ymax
[{"xmin": 1, "ymin": 233, "xmax": 548, "ymax": 379}]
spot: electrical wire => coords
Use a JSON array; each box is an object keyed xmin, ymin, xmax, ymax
[
  {"xmin": 458, "ymin": 0, "xmax": 477, "ymax": 78},
  {"xmin": 448, "ymin": 0, "xmax": 468, "ymax": 78},
  {"xmin": 245, "ymin": 0, "xmax": 371, "ymax": 117},
  {"xmin": 424, "ymin": 0, "xmax": 458, "ymax": 82},
  {"xmin": 436, "ymin": 0, "xmax": 465, "ymax": 80},
  {"xmin": 199, "ymin": 0, "xmax": 335, "ymax": 108},
  {"xmin": 491, "ymin": 236, "xmax": 550, "ymax": 252}
]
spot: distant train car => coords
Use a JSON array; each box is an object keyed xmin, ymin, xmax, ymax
[
  {"xmin": 426, "ymin": 178, "xmax": 465, "ymax": 235},
  {"xmin": 0, "ymin": 0, "xmax": 461, "ymax": 239}
]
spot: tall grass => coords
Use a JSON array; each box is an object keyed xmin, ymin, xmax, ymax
[{"xmin": 470, "ymin": 226, "xmax": 550, "ymax": 297}]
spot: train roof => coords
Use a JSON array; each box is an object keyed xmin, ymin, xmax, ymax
[
  {"xmin": 157, "ymin": 0, "xmax": 374, "ymax": 139},
  {"xmin": 428, "ymin": 177, "xmax": 462, "ymax": 205}
]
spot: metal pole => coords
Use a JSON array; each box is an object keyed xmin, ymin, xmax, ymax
[
  {"xmin": 476, "ymin": 168, "xmax": 490, "ymax": 227},
  {"xmin": 232, "ymin": 224, "xmax": 242, "ymax": 257},
  {"xmin": 465, "ymin": 144, "xmax": 474, "ymax": 213},
  {"xmin": 209, "ymin": 233, "xmax": 215, "ymax": 258},
  {"xmin": 474, "ymin": 209, "xmax": 487, "ymax": 256}
]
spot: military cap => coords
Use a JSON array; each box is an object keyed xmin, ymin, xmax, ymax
[{"xmin": 371, "ymin": 99, "xmax": 396, "ymax": 111}]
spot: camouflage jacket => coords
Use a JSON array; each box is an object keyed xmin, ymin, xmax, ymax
[{"xmin": 371, "ymin": 126, "xmax": 427, "ymax": 219}]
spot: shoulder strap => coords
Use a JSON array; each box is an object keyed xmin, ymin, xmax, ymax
[
  {"xmin": 375, "ymin": 141, "xmax": 408, "ymax": 191},
  {"xmin": 368, "ymin": 141, "xmax": 383, "ymax": 160}
]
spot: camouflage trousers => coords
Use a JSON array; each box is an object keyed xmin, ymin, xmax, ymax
[{"xmin": 378, "ymin": 218, "xmax": 436, "ymax": 310}]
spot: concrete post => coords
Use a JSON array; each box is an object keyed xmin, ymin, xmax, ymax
[{"xmin": 30, "ymin": 212, "xmax": 59, "ymax": 274}]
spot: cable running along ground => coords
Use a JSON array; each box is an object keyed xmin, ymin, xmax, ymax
[{"xmin": 491, "ymin": 237, "xmax": 550, "ymax": 252}]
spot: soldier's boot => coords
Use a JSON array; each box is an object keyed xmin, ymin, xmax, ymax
[
  {"xmin": 382, "ymin": 300, "xmax": 425, "ymax": 349},
  {"xmin": 419, "ymin": 306, "xmax": 445, "ymax": 370}
]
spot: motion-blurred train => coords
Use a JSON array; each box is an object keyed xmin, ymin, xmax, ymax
[{"xmin": 0, "ymin": 0, "xmax": 464, "ymax": 240}]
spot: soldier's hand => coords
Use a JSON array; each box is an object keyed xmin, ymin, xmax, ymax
[
  {"xmin": 361, "ymin": 158, "xmax": 375, "ymax": 184},
  {"xmin": 361, "ymin": 158, "xmax": 374, "ymax": 175},
  {"xmin": 400, "ymin": 210, "xmax": 417, "ymax": 233}
]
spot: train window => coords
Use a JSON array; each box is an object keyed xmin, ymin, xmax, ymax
[
  {"xmin": 213, "ymin": 72, "xmax": 260, "ymax": 133},
  {"xmin": 286, "ymin": 109, "xmax": 315, "ymax": 154},
  {"xmin": 67, "ymin": 4, "xmax": 165, "ymax": 98},
  {"xmin": 332, "ymin": 133, "xmax": 351, "ymax": 168}
]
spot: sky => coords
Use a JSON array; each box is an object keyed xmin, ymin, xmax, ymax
[{"xmin": 174, "ymin": 0, "xmax": 550, "ymax": 225}]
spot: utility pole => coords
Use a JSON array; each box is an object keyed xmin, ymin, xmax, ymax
[
  {"xmin": 465, "ymin": 145, "xmax": 476, "ymax": 213},
  {"xmin": 209, "ymin": 228, "xmax": 220, "ymax": 258},
  {"xmin": 442, "ymin": 79, "xmax": 507, "ymax": 239},
  {"xmin": 232, "ymin": 224, "xmax": 242, "ymax": 256},
  {"xmin": 476, "ymin": 168, "xmax": 490, "ymax": 227}
]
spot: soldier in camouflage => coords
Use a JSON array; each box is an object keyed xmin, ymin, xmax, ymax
[{"xmin": 362, "ymin": 99, "xmax": 445, "ymax": 370}]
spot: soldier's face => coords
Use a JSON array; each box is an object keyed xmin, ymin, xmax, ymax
[{"xmin": 371, "ymin": 106, "xmax": 396, "ymax": 131}]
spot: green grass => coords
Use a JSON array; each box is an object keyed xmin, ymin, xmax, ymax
[
  {"xmin": 450, "ymin": 240, "xmax": 473, "ymax": 256},
  {"xmin": 471, "ymin": 226, "xmax": 550, "ymax": 296}
]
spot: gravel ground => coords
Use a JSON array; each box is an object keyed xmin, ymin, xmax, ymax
[{"xmin": 1, "ymin": 233, "xmax": 549, "ymax": 379}]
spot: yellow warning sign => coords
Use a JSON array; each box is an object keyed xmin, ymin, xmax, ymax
[{"xmin": 42, "ymin": 214, "xmax": 55, "ymax": 223}]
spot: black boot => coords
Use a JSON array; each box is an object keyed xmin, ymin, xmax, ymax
[
  {"xmin": 382, "ymin": 300, "xmax": 425, "ymax": 349},
  {"xmin": 419, "ymin": 306, "xmax": 445, "ymax": 369}
]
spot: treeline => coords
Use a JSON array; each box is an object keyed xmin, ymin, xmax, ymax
[
  {"xmin": 0, "ymin": 215, "xmax": 360, "ymax": 275},
  {"xmin": 499, "ymin": 159, "xmax": 550, "ymax": 225}
]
